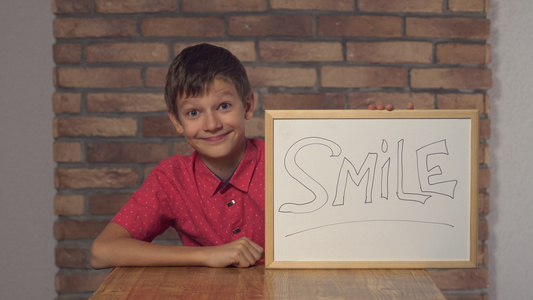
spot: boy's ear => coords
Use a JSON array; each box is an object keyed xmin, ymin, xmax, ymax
[
  {"xmin": 244, "ymin": 91, "xmax": 255, "ymax": 120},
  {"xmin": 167, "ymin": 110, "xmax": 185, "ymax": 135}
]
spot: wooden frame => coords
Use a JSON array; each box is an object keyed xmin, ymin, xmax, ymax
[{"xmin": 265, "ymin": 110, "xmax": 478, "ymax": 269}]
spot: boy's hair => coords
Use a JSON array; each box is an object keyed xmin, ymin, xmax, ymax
[{"xmin": 165, "ymin": 43, "xmax": 251, "ymax": 117}]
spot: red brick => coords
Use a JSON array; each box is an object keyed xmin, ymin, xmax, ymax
[
  {"xmin": 358, "ymin": 0, "xmax": 442, "ymax": 12},
  {"xmin": 52, "ymin": 92, "xmax": 81, "ymax": 113},
  {"xmin": 259, "ymin": 41, "xmax": 342, "ymax": 62},
  {"xmin": 141, "ymin": 17, "xmax": 225, "ymax": 37},
  {"xmin": 54, "ymin": 195, "xmax": 85, "ymax": 215},
  {"xmin": 428, "ymin": 268, "xmax": 488, "ymax": 290},
  {"xmin": 55, "ymin": 67, "xmax": 142, "ymax": 88},
  {"xmin": 55, "ymin": 270, "xmax": 109, "ymax": 293},
  {"xmin": 449, "ymin": 0, "xmax": 489, "ymax": 12},
  {"xmin": 53, "ymin": 117, "xmax": 137, "ymax": 138},
  {"xmin": 246, "ymin": 67, "xmax": 316, "ymax": 87},
  {"xmin": 146, "ymin": 67, "xmax": 168, "ymax": 87},
  {"xmin": 484, "ymin": 94, "xmax": 491, "ymax": 115},
  {"xmin": 263, "ymin": 93, "xmax": 345, "ymax": 110},
  {"xmin": 54, "ymin": 142, "xmax": 82, "ymax": 162},
  {"xmin": 479, "ymin": 118, "xmax": 490, "ymax": 140},
  {"xmin": 437, "ymin": 43, "xmax": 490, "ymax": 65},
  {"xmin": 53, "ymin": 18, "xmax": 137, "ymax": 38},
  {"xmin": 174, "ymin": 42, "xmax": 256, "ymax": 62},
  {"xmin": 52, "ymin": 0, "xmax": 91, "ymax": 14},
  {"xmin": 270, "ymin": 0, "xmax": 353, "ymax": 10},
  {"xmin": 143, "ymin": 116, "xmax": 180, "ymax": 137},
  {"xmin": 478, "ymin": 218, "xmax": 488, "ymax": 241},
  {"xmin": 182, "ymin": 0, "xmax": 266, "ymax": 12},
  {"xmin": 173, "ymin": 142, "xmax": 195, "ymax": 156},
  {"xmin": 252, "ymin": 91, "xmax": 260, "ymax": 112},
  {"xmin": 318, "ymin": 16, "xmax": 402, "ymax": 37},
  {"xmin": 478, "ymin": 167, "xmax": 490, "ymax": 190},
  {"xmin": 410, "ymin": 68, "xmax": 492, "ymax": 90},
  {"xmin": 85, "ymin": 43, "xmax": 168, "ymax": 63},
  {"xmin": 406, "ymin": 17, "xmax": 490, "ymax": 39},
  {"xmin": 347, "ymin": 41, "xmax": 432, "ymax": 63},
  {"xmin": 53, "ymin": 43, "xmax": 81, "ymax": 63},
  {"xmin": 90, "ymin": 193, "xmax": 132, "ymax": 215},
  {"xmin": 87, "ymin": 93, "xmax": 166, "ymax": 113},
  {"xmin": 478, "ymin": 143, "xmax": 487, "ymax": 165},
  {"xmin": 51, "ymin": 0, "xmax": 494, "ymax": 295},
  {"xmin": 229, "ymin": 16, "xmax": 313, "ymax": 37},
  {"xmin": 54, "ymin": 220, "xmax": 109, "ymax": 240},
  {"xmin": 322, "ymin": 66, "xmax": 407, "ymax": 88},
  {"xmin": 480, "ymin": 146, "xmax": 489, "ymax": 166},
  {"xmin": 55, "ymin": 245, "xmax": 89, "ymax": 268},
  {"xmin": 245, "ymin": 117, "xmax": 265, "ymax": 138},
  {"xmin": 95, "ymin": 0, "xmax": 177, "ymax": 13},
  {"xmin": 437, "ymin": 94, "xmax": 486, "ymax": 113},
  {"xmin": 55, "ymin": 168, "xmax": 139, "ymax": 189},
  {"xmin": 481, "ymin": 143, "xmax": 490, "ymax": 165},
  {"xmin": 144, "ymin": 166, "xmax": 155, "ymax": 179},
  {"xmin": 347, "ymin": 92, "xmax": 434, "ymax": 109},
  {"xmin": 86, "ymin": 142, "xmax": 169, "ymax": 163},
  {"xmin": 477, "ymin": 240, "xmax": 488, "ymax": 266}
]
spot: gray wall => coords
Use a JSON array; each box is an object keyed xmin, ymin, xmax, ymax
[
  {"xmin": 488, "ymin": 0, "xmax": 533, "ymax": 298},
  {"xmin": 0, "ymin": 0, "xmax": 532, "ymax": 299},
  {"xmin": 0, "ymin": 1, "xmax": 56, "ymax": 299}
]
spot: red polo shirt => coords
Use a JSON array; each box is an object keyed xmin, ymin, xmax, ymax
[{"xmin": 112, "ymin": 138, "xmax": 265, "ymax": 248}]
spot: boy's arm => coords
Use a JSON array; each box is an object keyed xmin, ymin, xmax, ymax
[{"xmin": 90, "ymin": 222, "xmax": 263, "ymax": 269}]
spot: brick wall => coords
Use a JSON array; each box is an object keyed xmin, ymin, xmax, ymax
[{"xmin": 52, "ymin": 0, "xmax": 491, "ymax": 299}]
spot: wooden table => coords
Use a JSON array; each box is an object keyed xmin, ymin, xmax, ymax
[{"xmin": 91, "ymin": 265, "xmax": 445, "ymax": 299}]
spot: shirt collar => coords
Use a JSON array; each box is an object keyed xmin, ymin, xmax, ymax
[{"xmin": 194, "ymin": 139, "xmax": 260, "ymax": 196}]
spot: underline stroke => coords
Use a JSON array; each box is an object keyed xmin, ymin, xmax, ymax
[{"xmin": 285, "ymin": 219, "xmax": 454, "ymax": 238}]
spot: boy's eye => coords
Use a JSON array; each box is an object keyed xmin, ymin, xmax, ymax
[
  {"xmin": 219, "ymin": 103, "xmax": 231, "ymax": 110},
  {"xmin": 187, "ymin": 110, "xmax": 199, "ymax": 117}
]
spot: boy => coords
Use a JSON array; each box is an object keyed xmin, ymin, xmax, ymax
[
  {"xmin": 90, "ymin": 43, "xmax": 409, "ymax": 269},
  {"xmin": 91, "ymin": 44, "xmax": 264, "ymax": 269}
]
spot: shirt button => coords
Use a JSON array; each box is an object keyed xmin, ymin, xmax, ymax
[
  {"xmin": 232, "ymin": 228, "xmax": 241, "ymax": 234},
  {"xmin": 227, "ymin": 200, "xmax": 235, "ymax": 207}
]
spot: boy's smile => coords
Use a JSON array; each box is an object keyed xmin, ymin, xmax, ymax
[{"xmin": 168, "ymin": 79, "xmax": 254, "ymax": 179}]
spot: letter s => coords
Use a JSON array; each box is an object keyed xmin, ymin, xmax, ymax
[{"xmin": 278, "ymin": 137, "xmax": 341, "ymax": 214}]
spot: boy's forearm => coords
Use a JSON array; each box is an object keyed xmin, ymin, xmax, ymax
[
  {"xmin": 90, "ymin": 223, "xmax": 207, "ymax": 269},
  {"xmin": 90, "ymin": 223, "xmax": 263, "ymax": 269},
  {"xmin": 90, "ymin": 239, "xmax": 207, "ymax": 269}
]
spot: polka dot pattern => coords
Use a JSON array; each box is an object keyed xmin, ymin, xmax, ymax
[{"xmin": 112, "ymin": 139, "xmax": 265, "ymax": 248}]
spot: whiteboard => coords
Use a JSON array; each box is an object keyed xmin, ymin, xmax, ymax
[{"xmin": 264, "ymin": 110, "xmax": 478, "ymax": 269}]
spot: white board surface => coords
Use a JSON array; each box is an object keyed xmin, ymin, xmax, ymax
[{"xmin": 265, "ymin": 110, "xmax": 478, "ymax": 269}]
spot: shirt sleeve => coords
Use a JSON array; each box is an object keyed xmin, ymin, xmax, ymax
[{"xmin": 111, "ymin": 170, "xmax": 174, "ymax": 242}]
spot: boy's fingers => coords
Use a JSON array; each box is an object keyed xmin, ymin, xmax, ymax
[
  {"xmin": 233, "ymin": 250, "xmax": 255, "ymax": 268},
  {"xmin": 369, "ymin": 102, "xmax": 414, "ymax": 110},
  {"xmin": 228, "ymin": 238, "xmax": 263, "ymax": 267},
  {"xmin": 247, "ymin": 238, "xmax": 264, "ymax": 256},
  {"xmin": 241, "ymin": 238, "xmax": 263, "ymax": 263}
]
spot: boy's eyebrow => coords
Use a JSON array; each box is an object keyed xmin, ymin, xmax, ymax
[
  {"xmin": 179, "ymin": 90, "xmax": 238, "ymax": 107},
  {"xmin": 176, "ymin": 96, "xmax": 199, "ymax": 109}
]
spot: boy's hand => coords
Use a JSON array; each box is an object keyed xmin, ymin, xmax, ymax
[
  {"xmin": 203, "ymin": 237, "xmax": 264, "ymax": 268},
  {"xmin": 368, "ymin": 101, "xmax": 414, "ymax": 111}
]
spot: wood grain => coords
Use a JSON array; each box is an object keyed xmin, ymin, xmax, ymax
[{"xmin": 91, "ymin": 266, "xmax": 445, "ymax": 299}]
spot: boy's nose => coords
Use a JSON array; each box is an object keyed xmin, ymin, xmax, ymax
[{"xmin": 203, "ymin": 112, "xmax": 222, "ymax": 131}]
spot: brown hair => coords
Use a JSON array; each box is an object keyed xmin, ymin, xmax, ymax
[{"xmin": 165, "ymin": 43, "xmax": 251, "ymax": 117}]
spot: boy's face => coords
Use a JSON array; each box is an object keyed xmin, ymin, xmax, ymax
[{"xmin": 168, "ymin": 79, "xmax": 254, "ymax": 168}]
